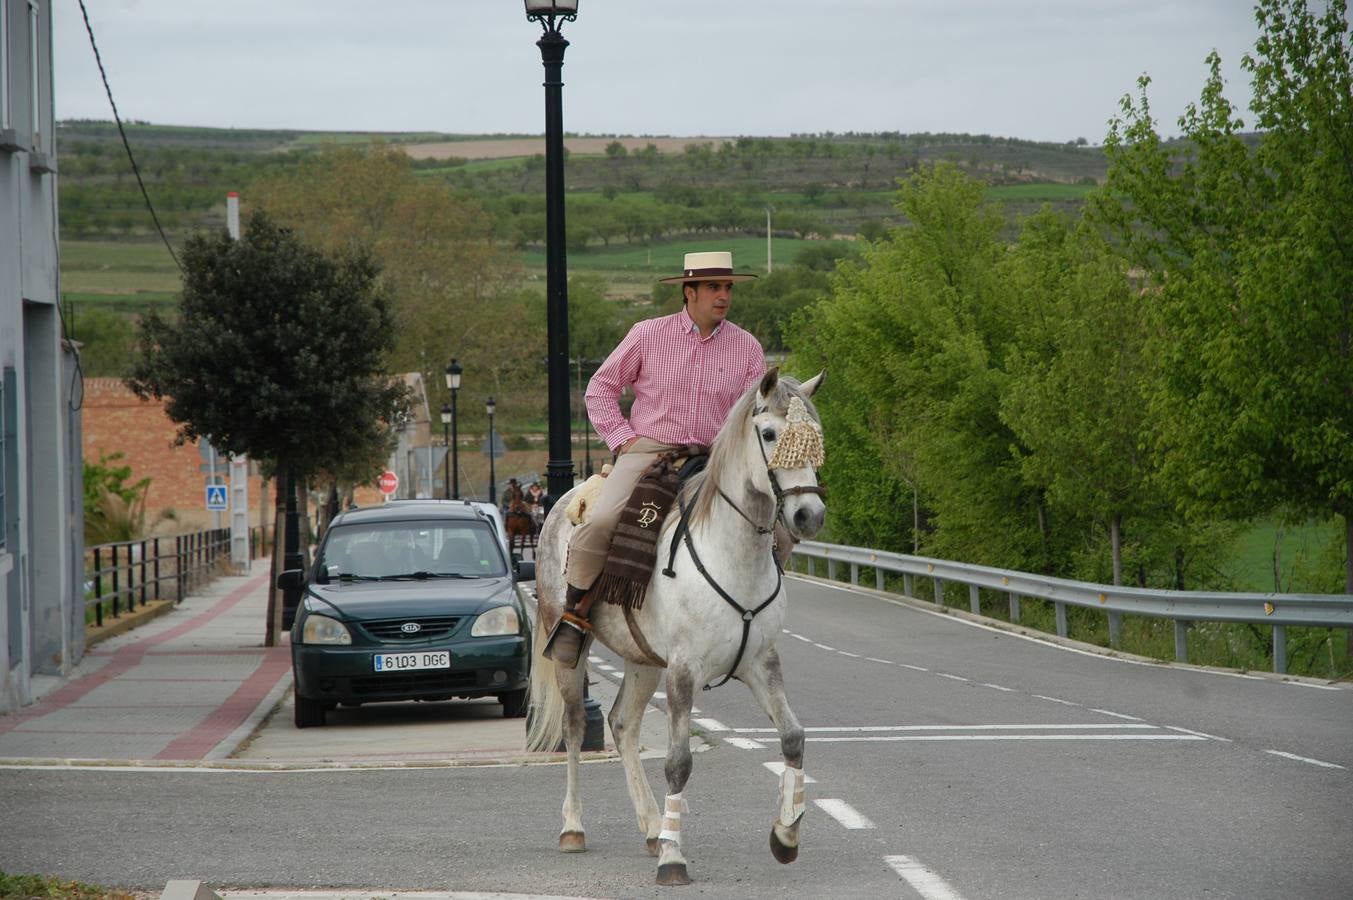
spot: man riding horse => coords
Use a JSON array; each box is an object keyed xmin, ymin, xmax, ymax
[{"xmin": 543, "ymin": 250, "xmax": 775, "ymax": 668}]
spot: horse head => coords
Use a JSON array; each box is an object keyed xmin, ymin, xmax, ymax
[{"xmin": 752, "ymin": 368, "xmax": 826, "ymax": 540}]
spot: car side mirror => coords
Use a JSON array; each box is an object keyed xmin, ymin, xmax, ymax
[
  {"xmin": 276, "ymin": 569, "xmax": 306, "ymax": 591},
  {"xmin": 514, "ymin": 560, "xmax": 536, "ymax": 583}
]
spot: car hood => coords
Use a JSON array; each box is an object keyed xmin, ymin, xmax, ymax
[{"xmin": 305, "ymin": 577, "xmax": 515, "ymax": 620}]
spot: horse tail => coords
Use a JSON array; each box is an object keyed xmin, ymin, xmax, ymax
[{"xmin": 525, "ymin": 605, "xmax": 567, "ymax": 753}]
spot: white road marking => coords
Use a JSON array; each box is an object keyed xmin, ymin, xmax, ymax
[
  {"xmin": 1090, "ymin": 708, "xmax": 1143, "ymax": 721},
  {"xmin": 693, "ymin": 717, "xmax": 730, "ymax": 732},
  {"xmin": 724, "ymin": 737, "xmax": 767, "ymax": 750},
  {"xmin": 1286, "ymin": 680, "xmax": 1343, "ymax": 691},
  {"xmin": 653, "ymin": 691, "xmax": 666, "ymax": 699},
  {"xmin": 813, "ymin": 643, "xmax": 838, "ymax": 651},
  {"xmin": 838, "ymin": 651, "xmax": 862, "ymax": 658},
  {"xmin": 815, "ymin": 798, "xmax": 875, "ymax": 829},
  {"xmin": 980, "ymin": 683, "xmax": 1015, "ymax": 692},
  {"xmin": 1166, "ymin": 725, "xmax": 1230, "ymax": 742},
  {"xmin": 810, "ymin": 734, "xmax": 1206, "ymax": 743},
  {"xmin": 595, "ymin": 664, "xmax": 617, "ymax": 672},
  {"xmin": 763, "ymin": 760, "xmax": 818, "ymax": 782},
  {"xmin": 885, "ymin": 855, "xmax": 967, "ymax": 900},
  {"xmin": 734, "ymin": 724, "xmax": 1158, "ymax": 733},
  {"xmin": 937, "ymin": 673, "xmax": 969, "ymax": 682},
  {"xmin": 865, "ymin": 657, "xmax": 896, "ymax": 665},
  {"xmin": 1264, "ymin": 749, "xmax": 1346, "ymax": 770},
  {"xmin": 1033, "ymin": 694, "xmax": 1081, "ymax": 707},
  {"xmin": 789, "ymin": 633, "xmax": 813, "ymax": 642},
  {"xmin": 899, "ymin": 663, "xmax": 929, "ymax": 672}
]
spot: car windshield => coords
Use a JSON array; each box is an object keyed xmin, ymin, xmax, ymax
[{"xmin": 316, "ymin": 519, "xmax": 508, "ymax": 580}]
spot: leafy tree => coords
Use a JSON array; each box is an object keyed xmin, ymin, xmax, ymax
[{"xmin": 1095, "ymin": 0, "xmax": 1353, "ymax": 591}]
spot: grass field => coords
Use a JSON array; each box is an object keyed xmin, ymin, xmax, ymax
[
  {"xmin": 987, "ymin": 183, "xmax": 1096, "ymax": 201},
  {"xmin": 1226, "ymin": 517, "xmax": 1342, "ymax": 593}
]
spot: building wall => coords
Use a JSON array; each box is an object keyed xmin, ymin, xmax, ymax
[{"xmin": 1, "ymin": 0, "xmax": 81, "ymax": 713}]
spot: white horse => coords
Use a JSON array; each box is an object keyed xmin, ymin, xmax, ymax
[{"xmin": 526, "ymin": 367, "xmax": 826, "ymax": 887}]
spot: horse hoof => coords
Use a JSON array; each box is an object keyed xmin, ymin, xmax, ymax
[
  {"xmin": 656, "ymin": 862, "xmax": 691, "ymax": 886},
  {"xmin": 646, "ymin": 837, "xmax": 660, "ymax": 857},
  {"xmin": 769, "ymin": 828, "xmax": 799, "ymax": 864},
  {"xmin": 559, "ymin": 831, "xmax": 586, "ymax": 853}
]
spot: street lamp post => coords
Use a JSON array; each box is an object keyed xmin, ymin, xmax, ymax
[
  {"xmin": 439, "ymin": 403, "xmax": 452, "ymax": 499},
  {"xmin": 486, "ymin": 396, "xmax": 497, "ymax": 505},
  {"xmin": 445, "ymin": 359, "xmax": 462, "ymax": 499},
  {"xmin": 524, "ymin": 0, "xmax": 577, "ymax": 504}
]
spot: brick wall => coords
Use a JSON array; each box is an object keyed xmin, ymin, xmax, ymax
[{"xmin": 81, "ymin": 378, "xmax": 276, "ymax": 532}]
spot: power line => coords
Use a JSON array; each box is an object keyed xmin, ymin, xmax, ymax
[{"xmin": 76, "ymin": 0, "xmax": 183, "ymax": 273}]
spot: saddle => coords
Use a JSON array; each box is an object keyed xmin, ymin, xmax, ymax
[{"xmin": 588, "ymin": 448, "xmax": 707, "ymax": 612}]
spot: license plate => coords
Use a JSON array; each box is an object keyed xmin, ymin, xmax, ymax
[{"xmin": 373, "ymin": 651, "xmax": 450, "ymax": 673}]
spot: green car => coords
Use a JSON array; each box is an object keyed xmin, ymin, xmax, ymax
[{"xmin": 279, "ymin": 500, "xmax": 535, "ymax": 728}]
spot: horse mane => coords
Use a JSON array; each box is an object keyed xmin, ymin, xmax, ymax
[{"xmin": 680, "ymin": 374, "xmax": 819, "ymax": 533}]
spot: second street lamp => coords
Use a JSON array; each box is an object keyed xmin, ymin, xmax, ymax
[
  {"xmin": 439, "ymin": 403, "xmax": 452, "ymax": 499},
  {"xmin": 525, "ymin": 0, "xmax": 578, "ymax": 504},
  {"xmin": 445, "ymin": 359, "xmax": 462, "ymax": 499},
  {"xmin": 486, "ymin": 396, "xmax": 498, "ymax": 505}
]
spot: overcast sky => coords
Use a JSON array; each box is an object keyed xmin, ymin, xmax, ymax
[{"xmin": 55, "ymin": 1, "xmax": 1263, "ymax": 144}]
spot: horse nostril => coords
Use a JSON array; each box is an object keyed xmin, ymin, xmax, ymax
[{"xmin": 793, "ymin": 506, "xmax": 821, "ymax": 534}]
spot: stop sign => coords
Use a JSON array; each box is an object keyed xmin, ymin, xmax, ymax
[{"xmin": 377, "ymin": 470, "xmax": 399, "ymax": 495}]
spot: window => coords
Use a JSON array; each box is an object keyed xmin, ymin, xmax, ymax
[
  {"xmin": 28, "ymin": 0, "xmax": 40, "ymax": 149},
  {"xmin": 1, "ymin": 0, "xmax": 10, "ymax": 129}
]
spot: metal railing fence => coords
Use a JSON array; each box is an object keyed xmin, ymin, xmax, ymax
[
  {"xmin": 788, "ymin": 540, "xmax": 1353, "ymax": 674},
  {"xmin": 84, "ymin": 526, "xmax": 269, "ymax": 627}
]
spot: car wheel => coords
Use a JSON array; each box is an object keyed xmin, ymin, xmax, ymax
[
  {"xmin": 294, "ymin": 692, "xmax": 326, "ymax": 728},
  {"xmin": 499, "ymin": 688, "xmax": 527, "ymax": 718}
]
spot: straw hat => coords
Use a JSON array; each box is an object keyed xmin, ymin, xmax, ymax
[{"xmin": 658, "ymin": 251, "xmax": 758, "ymax": 285}]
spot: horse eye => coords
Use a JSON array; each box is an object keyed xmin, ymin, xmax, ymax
[{"xmin": 761, "ymin": 428, "xmax": 777, "ymax": 442}]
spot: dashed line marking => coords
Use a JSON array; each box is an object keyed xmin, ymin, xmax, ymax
[
  {"xmin": 885, "ymin": 854, "xmax": 967, "ymax": 900},
  {"xmin": 980, "ymin": 683, "xmax": 1015, "ymax": 692},
  {"xmin": 899, "ymin": 663, "xmax": 929, "ymax": 672},
  {"xmin": 813, "ymin": 643, "xmax": 837, "ymax": 651},
  {"xmin": 810, "ymin": 734, "xmax": 1205, "ymax": 743},
  {"xmin": 693, "ymin": 717, "xmax": 729, "ymax": 732},
  {"xmin": 1166, "ymin": 725, "xmax": 1230, "ymax": 742},
  {"xmin": 865, "ymin": 657, "xmax": 896, "ymax": 665},
  {"xmin": 815, "ymin": 798, "xmax": 875, "ymax": 829},
  {"xmin": 1264, "ymin": 749, "xmax": 1346, "ymax": 770},
  {"xmin": 837, "ymin": 651, "xmax": 862, "ymax": 658},
  {"xmin": 1033, "ymin": 694, "xmax": 1080, "ymax": 707},
  {"xmin": 937, "ymin": 673, "xmax": 969, "ymax": 682},
  {"xmin": 1089, "ymin": 708, "xmax": 1143, "ymax": 721}
]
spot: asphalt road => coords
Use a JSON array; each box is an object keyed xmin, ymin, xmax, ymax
[{"xmin": 2, "ymin": 574, "xmax": 1349, "ymax": 899}]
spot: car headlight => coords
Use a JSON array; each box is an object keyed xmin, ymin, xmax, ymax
[
  {"xmin": 471, "ymin": 605, "xmax": 520, "ymax": 637},
  {"xmin": 301, "ymin": 613, "xmax": 352, "ymax": 645}
]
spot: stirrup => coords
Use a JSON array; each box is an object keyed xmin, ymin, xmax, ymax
[{"xmin": 542, "ymin": 613, "xmax": 593, "ymax": 668}]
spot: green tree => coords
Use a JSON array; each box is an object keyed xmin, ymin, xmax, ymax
[{"xmin": 1095, "ymin": 0, "xmax": 1353, "ymax": 591}]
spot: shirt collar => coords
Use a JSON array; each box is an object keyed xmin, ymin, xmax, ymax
[{"xmin": 679, "ymin": 306, "xmax": 722, "ymax": 339}]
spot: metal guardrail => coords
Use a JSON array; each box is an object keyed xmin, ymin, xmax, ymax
[
  {"xmin": 788, "ymin": 540, "xmax": 1353, "ymax": 674},
  {"xmin": 84, "ymin": 526, "xmax": 268, "ymax": 627}
]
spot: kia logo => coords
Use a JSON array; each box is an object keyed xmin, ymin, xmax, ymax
[{"xmin": 400, "ymin": 622, "xmax": 421, "ymax": 634}]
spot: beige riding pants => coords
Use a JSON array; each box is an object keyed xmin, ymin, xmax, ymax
[{"xmin": 563, "ymin": 437, "xmax": 683, "ymax": 590}]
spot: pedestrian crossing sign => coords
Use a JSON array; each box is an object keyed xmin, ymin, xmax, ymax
[{"xmin": 205, "ymin": 484, "xmax": 228, "ymax": 510}]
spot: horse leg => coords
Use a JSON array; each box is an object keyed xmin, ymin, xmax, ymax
[
  {"xmin": 557, "ymin": 659, "xmax": 589, "ymax": 852},
  {"xmin": 742, "ymin": 646, "xmax": 806, "ymax": 864},
  {"xmin": 609, "ymin": 662, "xmax": 663, "ymax": 856},
  {"xmin": 656, "ymin": 664, "xmax": 696, "ymax": 885}
]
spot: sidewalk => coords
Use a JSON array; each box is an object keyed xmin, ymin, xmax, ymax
[
  {"xmin": 0, "ymin": 568, "xmax": 675, "ymax": 768},
  {"xmin": 0, "ymin": 570, "xmax": 289, "ymax": 762}
]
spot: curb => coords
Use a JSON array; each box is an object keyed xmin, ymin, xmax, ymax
[{"xmin": 85, "ymin": 598, "xmax": 177, "ymax": 648}]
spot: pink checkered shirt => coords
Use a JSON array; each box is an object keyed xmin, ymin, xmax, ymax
[{"xmin": 586, "ymin": 308, "xmax": 766, "ymax": 452}]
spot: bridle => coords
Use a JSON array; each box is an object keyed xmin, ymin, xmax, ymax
[{"xmin": 661, "ymin": 400, "xmax": 824, "ymax": 689}]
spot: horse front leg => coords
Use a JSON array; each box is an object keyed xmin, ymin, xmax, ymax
[
  {"xmin": 557, "ymin": 661, "xmax": 589, "ymax": 852},
  {"xmin": 609, "ymin": 662, "xmax": 663, "ymax": 856},
  {"xmin": 656, "ymin": 664, "xmax": 696, "ymax": 885},
  {"xmin": 743, "ymin": 646, "xmax": 806, "ymax": 864}
]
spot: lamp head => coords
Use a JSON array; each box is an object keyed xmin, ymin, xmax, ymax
[
  {"xmin": 440, "ymin": 403, "xmax": 452, "ymax": 425},
  {"xmin": 486, "ymin": 396, "xmax": 496, "ymax": 417},
  {"xmin": 445, "ymin": 359, "xmax": 462, "ymax": 391},
  {"xmin": 524, "ymin": 0, "xmax": 578, "ymax": 22}
]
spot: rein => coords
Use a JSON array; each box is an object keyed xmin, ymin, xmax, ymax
[{"xmin": 658, "ymin": 407, "xmax": 822, "ymax": 690}]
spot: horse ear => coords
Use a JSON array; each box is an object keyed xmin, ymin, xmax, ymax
[
  {"xmin": 799, "ymin": 370, "xmax": 825, "ymax": 398},
  {"xmin": 758, "ymin": 367, "xmax": 780, "ymax": 401}
]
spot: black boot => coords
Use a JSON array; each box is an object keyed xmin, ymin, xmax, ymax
[{"xmin": 543, "ymin": 584, "xmax": 594, "ymax": 668}]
